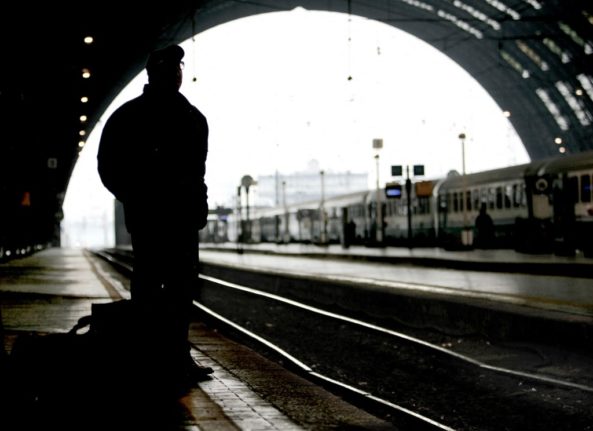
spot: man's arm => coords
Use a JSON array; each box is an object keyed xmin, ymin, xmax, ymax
[{"xmin": 97, "ymin": 112, "xmax": 130, "ymax": 203}]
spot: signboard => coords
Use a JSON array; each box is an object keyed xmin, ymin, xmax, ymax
[
  {"xmin": 385, "ymin": 182, "xmax": 402, "ymax": 198},
  {"xmin": 413, "ymin": 165, "xmax": 425, "ymax": 176},
  {"xmin": 372, "ymin": 139, "xmax": 383, "ymax": 149},
  {"xmin": 415, "ymin": 181, "xmax": 433, "ymax": 197}
]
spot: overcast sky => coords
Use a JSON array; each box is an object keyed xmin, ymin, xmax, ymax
[{"xmin": 62, "ymin": 9, "xmax": 528, "ymax": 247}]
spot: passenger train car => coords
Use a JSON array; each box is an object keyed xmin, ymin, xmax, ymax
[{"xmin": 211, "ymin": 150, "xmax": 593, "ymax": 256}]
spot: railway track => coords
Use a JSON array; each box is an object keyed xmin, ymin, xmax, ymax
[{"xmin": 91, "ymin": 248, "xmax": 593, "ymax": 431}]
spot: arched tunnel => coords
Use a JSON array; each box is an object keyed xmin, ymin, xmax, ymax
[{"xmin": 1, "ymin": 0, "xmax": 592, "ymax": 250}]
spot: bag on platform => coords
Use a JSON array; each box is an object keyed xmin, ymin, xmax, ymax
[
  {"xmin": 4, "ymin": 299, "xmax": 177, "ymax": 428},
  {"xmin": 6, "ymin": 300, "xmax": 143, "ymax": 407}
]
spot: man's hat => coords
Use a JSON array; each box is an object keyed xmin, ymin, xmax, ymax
[{"xmin": 146, "ymin": 45, "xmax": 184, "ymax": 74}]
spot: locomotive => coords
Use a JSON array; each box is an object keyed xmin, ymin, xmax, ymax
[{"xmin": 209, "ymin": 150, "xmax": 593, "ymax": 257}]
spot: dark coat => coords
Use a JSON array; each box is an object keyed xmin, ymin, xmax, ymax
[{"xmin": 97, "ymin": 85, "xmax": 208, "ymax": 233}]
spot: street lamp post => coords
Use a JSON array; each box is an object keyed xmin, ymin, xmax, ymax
[
  {"xmin": 372, "ymin": 139, "xmax": 384, "ymax": 244},
  {"xmin": 241, "ymin": 175, "xmax": 256, "ymax": 243},
  {"xmin": 391, "ymin": 164, "xmax": 424, "ymax": 247},
  {"xmin": 320, "ymin": 170, "xmax": 327, "ymax": 244},
  {"xmin": 405, "ymin": 165, "xmax": 412, "ymax": 244},
  {"xmin": 236, "ymin": 185, "xmax": 242, "ymax": 243},
  {"xmin": 282, "ymin": 180, "xmax": 289, "ymax": 243},
  {"xmin": 458, "ymin": 133, "xmax": 472, "ymax": 246},
  {"xmin": 375, "ymin": 154, "xmax": 383, "ymax": 243}
]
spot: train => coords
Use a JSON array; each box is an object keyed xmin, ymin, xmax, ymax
[{"xmin": 200, "ymin": 149, "xmax": 593, "ymax": 257}]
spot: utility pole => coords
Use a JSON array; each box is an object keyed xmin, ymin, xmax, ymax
[
  {"xmin": 405, "ymin": 165, "xmax": 412, "ymax": 244},
  {"xmin": 390, "ymin": 164, "xmax": 424, "ymax": 247},
  {"xmin": 459, "ymin": 133, "xmax": 471, "ymax": 246},
  {"xmin": 373, "ymin": 138, "xmax": 383, "ymax": 244},
  {"xmin": 241, "ymin": 175, "xmax": 256, "ymax": 243},
  {"xmin": 320, "ymin": 170, "xmax": 327, "ymax": 244},
  {"xmin": 282, "ymin": 180, "xmax": 289, "ymax": 243}
]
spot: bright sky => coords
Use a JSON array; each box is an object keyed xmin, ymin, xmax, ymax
[{"xmin": 61, "ymin": 9, "xmax": 529, "ymax": 247}]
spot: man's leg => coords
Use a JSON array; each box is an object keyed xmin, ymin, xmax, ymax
[{"xmin": 161, "ymin": 230, "xmax": 213, "ymax": 383}]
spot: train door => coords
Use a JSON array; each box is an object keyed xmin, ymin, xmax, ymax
[
  {"xmin": 552, "ymin": 175, "xmax": 577, "ymax": 256},
  {"xmin": 437, "ymin": 192, "xmax": 448, "ymax": 240},
  {"xmin": 572, "ymin": 171, "xmax": 593, "ymax": 256},
  {"xmin": 341, "ymin": 207, "xmax": 351, "ymax": 247},
  {"xmin": 530, "ymin": 176, "xmax": 554, "ymax": 220}
]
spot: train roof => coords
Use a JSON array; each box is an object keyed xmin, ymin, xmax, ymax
[
  {"xmin": 438, "ymin": 149, "xmax": 593, "ymax": 191},
  {"xmin": 251, "ymin": 189, "xmax": 370, "ymax": 218},
  {"xmin": 438, "ymin": 162, "xmax": 534, "ymax": 190},
  {"xmin": 535, "ymin": 149, "xmax": 593, "ymax": 175}
]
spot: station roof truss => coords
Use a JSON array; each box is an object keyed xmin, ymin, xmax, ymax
[{"xmin": 1, "ymin": 0, "xmax": 592, "ymax": 244}]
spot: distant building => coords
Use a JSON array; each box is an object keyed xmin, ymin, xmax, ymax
[{"xmin": 254, "ymin": 164, "xmax": 368, "ymax": 207}]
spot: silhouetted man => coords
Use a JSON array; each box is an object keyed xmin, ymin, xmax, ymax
[
  {"xmin": 97, "ymin": 45, "xmax": 211, "ymax": 387},
  {"xmin": 474, "ymin": 203, "xmax": 494, "ymax": 248}
]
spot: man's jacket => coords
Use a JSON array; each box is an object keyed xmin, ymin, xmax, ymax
[{"xmin": 97, "ymin": 85, "xmax": 208, "ymax": 232}]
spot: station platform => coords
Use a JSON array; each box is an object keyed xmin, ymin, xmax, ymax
[
  {"xmin": 200, "ymin": 242, "xmax": 593, "ymax": 278},
  {"xmin": 0, "ymin": 248, "xmax": 396, "ymax": 430},
  {"xmin": 199, "ymin": 243, "xmax": 593, "ymax": 319}
]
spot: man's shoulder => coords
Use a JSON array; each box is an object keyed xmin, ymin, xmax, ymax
[
  {"xmin": 107, "ymin": 93, "xmax": 154, "ymax": 124},
  {"xmin": 111, "ymin": 95, "xmax": 146, "ymax": 117},
  {"xmin": 177, "ymin": 93, "xmax": 206, "ymax": 120},
  {"xmin": 190, "ymin": 104, "xmax": 207, "ymax": 124}
]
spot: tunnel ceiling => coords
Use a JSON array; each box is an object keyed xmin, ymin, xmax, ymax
[{"xmin": 1, "ymin": 0, "xmax": 592, "ymax": 244}]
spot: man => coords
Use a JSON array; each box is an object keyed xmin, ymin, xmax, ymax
[
  {"xmin": 97, "ymin": 45, "xmax": 211, "ymax": 386},
  {"xmin": 474, "ymin": 202, "xmax": 494, "ymax": 248}
]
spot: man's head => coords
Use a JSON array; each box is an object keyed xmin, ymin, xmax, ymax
[{"xmin": 146, "ymin": 45, "xmax": 184, "ymax": 90}]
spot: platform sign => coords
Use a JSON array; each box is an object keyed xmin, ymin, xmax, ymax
[
  {"xmin": 391, "ymin": 165, "xmax": 403, "ymax": 176},
  {"xmin": 415, "ymin": 181, "xmax": 433, "ymax": 197},
  {"xmin": 372, "ymin": 139, "xmax": 383, "ymax": 149},
  {"xmin": 413, "ymin": 165, "xmax": 425, "ymax": 176},
  {"xmin": 385, "ymin": 182, "xmax": 402, "ymax": 198}
]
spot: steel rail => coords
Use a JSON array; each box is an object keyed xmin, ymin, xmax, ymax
[{"xmin": 199, "ymin": 273, "xmax": 593, "ymax": 394}]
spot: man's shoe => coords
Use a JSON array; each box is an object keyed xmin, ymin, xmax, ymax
[{"xmin": 186, "ymin": 358, "xmax": 213, "ymax": 382}]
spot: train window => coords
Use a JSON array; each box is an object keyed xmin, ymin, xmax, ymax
[
  {"xmin": 566, "ymin": 176, "xmax": 578, "ymax": 204},
  {"xmin": 453, "ymin": 192, "xmax": 459, "ymax": 212},
  {"xmin": 516, "ymin": 183, "xmax": 527, "ymax": 207},
  {"xmin": 513, "ymin": 184, "xmax": 520, "ymax": 207},
  {"xmin": 581, "ymin": 174, "xmax": 591, "ymax": 203},
  {"xmin": 465, "ymin": 191, "xmax": 471, "ymax": 212},
  {"xmin": 480, "ymin": 189, "xmax": 488, "ymax": 208},
  {"xmin": 418, "ymin": 196, "xmax": 429, "ymax": 214},
  {"xmin": 505, "ymin": 185, "xmax": 512, "ymax": 209},
  {"xmin": 488, "ymin": 188, "xmax": 496, "ymax": 210},
  {"xmin": 496, "ymin": 187, "xmax": 503, "ymax": 209},
  {"xmin": 472, "ymin": 189, "xmax": 480, "ymax": 211},
  {"xmin": 439, "ymin": 194, "xmax": 448, "ymax": 212}
]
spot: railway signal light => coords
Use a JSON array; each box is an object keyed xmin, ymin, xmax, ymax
[{"xmin": 391, "ymin": 165, "xmax": 403, "ymax": 176}]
